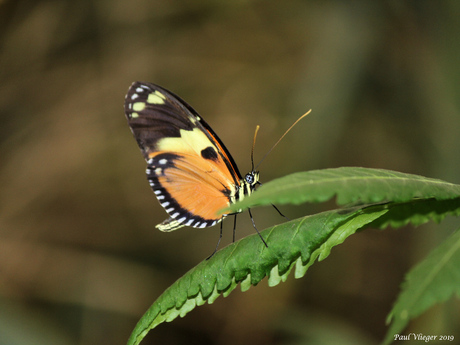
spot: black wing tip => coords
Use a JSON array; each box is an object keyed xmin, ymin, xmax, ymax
[{"xmin": 129, "ymin": 81, "xmax": 167, "ymax": 92}]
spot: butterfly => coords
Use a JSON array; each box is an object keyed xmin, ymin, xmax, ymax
[
  {"xmin": 124, "ymin": 82, "xmax": 308, "ymax": 257},
  {"xmin": 124, "ymin": 82, "xmax": 267, "ymax": 251}
]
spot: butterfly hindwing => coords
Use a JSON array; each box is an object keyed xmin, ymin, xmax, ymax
[
  {"xmin": 146, "ymin": 152, "xmax": 235, "ymax": 231},
  {"xmin": 124, "ymin": 82, "xmax": 243, "ymax": 231}
]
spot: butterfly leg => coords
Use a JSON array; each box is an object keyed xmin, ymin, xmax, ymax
[
  {"xmin": 232, "ymin": 214, "xmax": 237, "ymax": 242},
  {"xmin": 271, "ymin": 204, "xmax": 291, "ymax": 221},
  {"xmin": 248, "ymin": 208, "xmax": 268, "ymax": 248},
  {"xmin": 206, "ymin": 217, "xmax": 225, "ymax": 260},
  {"xmin": 258, "ymin": 181, "xmax": 290, "ymax": 221}
]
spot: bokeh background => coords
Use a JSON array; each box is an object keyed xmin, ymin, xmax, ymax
[{"xmin": 1, "ymin": 1, "xmax": 459, "ymax": 344}]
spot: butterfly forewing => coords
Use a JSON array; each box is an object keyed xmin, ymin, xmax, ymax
[{"xmin": 124, "ymin": 82, "xmax": 243, "ymax": 231}]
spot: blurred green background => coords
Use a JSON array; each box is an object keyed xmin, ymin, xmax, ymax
[{"xmin": 1, "ymin": 1, "xmax": 459, "ymax": 344}]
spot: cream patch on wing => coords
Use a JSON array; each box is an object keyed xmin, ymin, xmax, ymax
[
  {"xmin": 147, "ymin": 90, "xmax": 167, "ymax": 105},
  {"xmin": 155, "ymin": 127, "xmax": 215, "ymax": 156}
]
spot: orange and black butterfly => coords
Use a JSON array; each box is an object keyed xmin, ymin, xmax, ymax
[{"xmin": 124, "ymin": 82, "xmax": 270, "ymax": 255}]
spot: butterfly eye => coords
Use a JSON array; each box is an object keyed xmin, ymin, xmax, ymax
[{"xmin": 245, "ymin": 173, "xmax": 255, "ymax": 185}]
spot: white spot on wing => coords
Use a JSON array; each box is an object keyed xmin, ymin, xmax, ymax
[{"xmin": 159, "ymin": 158, "xmax": 167, "ymax": 165}]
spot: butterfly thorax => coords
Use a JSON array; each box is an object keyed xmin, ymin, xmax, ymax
[{"xmin": 230, "ymin": 171, "xmax": 259, "ymax": 211}]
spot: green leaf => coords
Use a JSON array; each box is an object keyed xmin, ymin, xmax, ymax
[
  {"xmin": 127, "ymin": 206, "xmax": 388, "ymax": 345},
  {"xmin": 383, "ymin": 228, "xmax": 460, "ymax": 345},
  {"xmin": 370, "ymin": 197, "xmax": 460, "ymax": 229},
  {"xmin": 227, "ymin": 167, "xmax": 460, "ymax": 213},
  {"xmin": 126, "ymin": 167, "xmax": 460, "ymax": 345}
]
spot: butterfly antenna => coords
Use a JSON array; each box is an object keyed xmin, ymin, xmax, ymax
[
  {"xmin": 251, "ymin": 125, "xmax": 260, "ymax": 171},
  {"xmin": 255, "ymin": 110, "xmax": 311, "ymax": 170}
]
